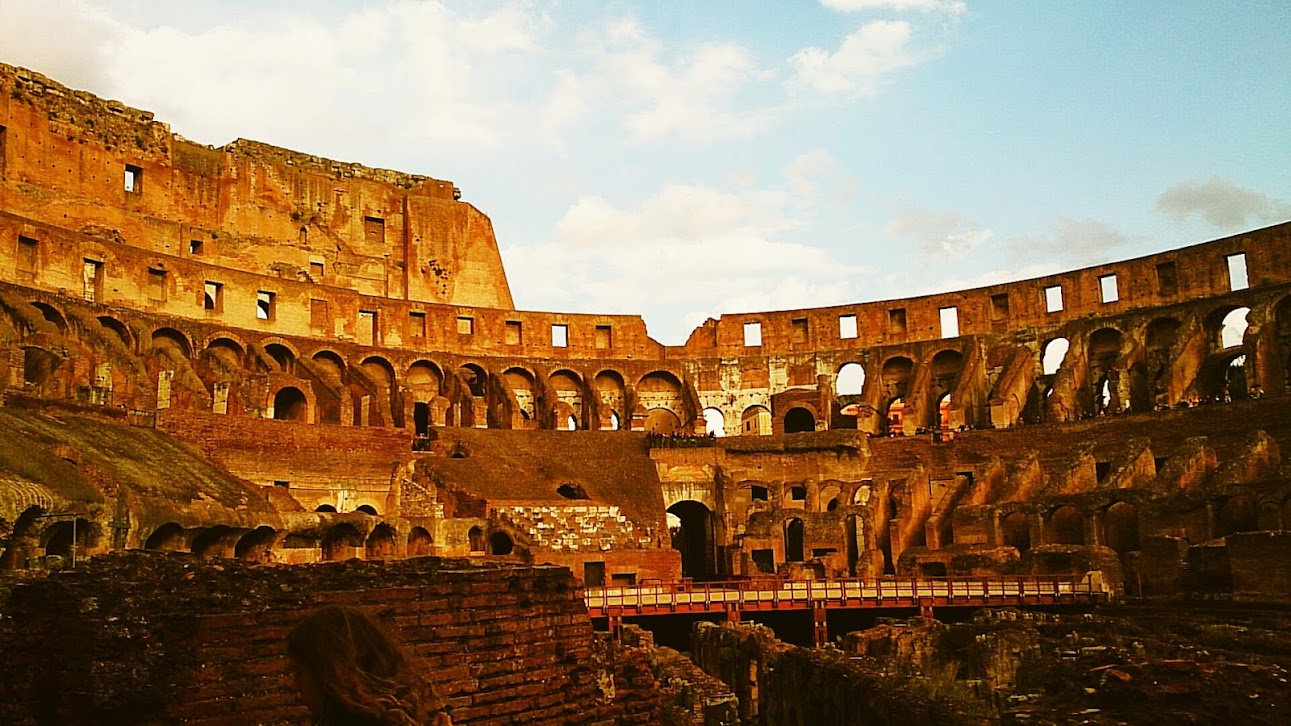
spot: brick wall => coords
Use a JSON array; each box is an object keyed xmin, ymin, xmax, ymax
[{"xmin": 0, "ymin": 553, "xmax": 652, "ymax": 725}]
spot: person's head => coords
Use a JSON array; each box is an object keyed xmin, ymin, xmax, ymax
[{"xmin": 287, "ymin": 606, "xmax": 428, "ymax": 725}]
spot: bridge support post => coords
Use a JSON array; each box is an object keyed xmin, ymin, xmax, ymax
[
  {"xmin": 725, "ymin": 604, "xmax": 741, "ymax": 623},
  {"xmin": 812, "ymin": 605, "xmax": 828, "ymax": 648},
  {"xmin": 609, "ymin": 614, "xmax": 623, "ymax": 640},
  {"xmin": 919, "ymin": 601, "xmax": 934, "ymax": 620}
]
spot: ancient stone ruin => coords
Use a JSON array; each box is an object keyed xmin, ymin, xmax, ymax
[{"xmin": 2, "ymin": 62, "xmax": 1291, "ymax": 723}]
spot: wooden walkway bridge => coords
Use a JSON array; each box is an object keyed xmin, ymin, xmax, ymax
[{"xmin": 586, "ymin": 574, "xmax": 1109, "ymax": 646}]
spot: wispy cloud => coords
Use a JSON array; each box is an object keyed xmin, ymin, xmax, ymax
[
  {"xmin": 884, "ymin": 204, "xmax": 993, "ymax": 261},
  {"xmin": 820, "ymin": 0, "xmax": 967, "ymax": 15},
  {"xmin": 1156, "ymin": 177, "xmax": 1291, "ymax": 229}
]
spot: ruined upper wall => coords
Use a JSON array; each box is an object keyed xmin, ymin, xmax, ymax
[
  {"xmin": 0, "ymin": 62, "xmax": 514, "ymax": 310},
  {"xmin": 679, "ymin": 221, "xmax": 1291, "ymax": 356}
]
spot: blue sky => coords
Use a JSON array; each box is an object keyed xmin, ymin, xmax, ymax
[{"xmin": 2, "ymin": 0, "xmax": 1288, "ymax": 344}]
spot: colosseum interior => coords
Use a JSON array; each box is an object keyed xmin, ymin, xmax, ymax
[{"xmin": 2, "ymin": 61, "xmax": 1291, "ymax": 724}]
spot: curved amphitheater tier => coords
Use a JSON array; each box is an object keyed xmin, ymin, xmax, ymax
[{"xmin": 2, "ymin": 62, "xmax": 1290, "ymax": 599}]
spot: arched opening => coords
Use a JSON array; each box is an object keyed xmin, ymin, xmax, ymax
[
  {"xmin": 740, "ymin": 405, "xmax": 771, "ymax": 436},
  {"xmin": 503, "ymin": 367, "xmax": 537, "ymax": 426},
  {"xmin": 1220, "ymin": 307, "xmax": 1250, "ymax": 349},
  {"xmin": 557, "ymin": 483, "xmax": 589, "ymax": 500},
  {"xmin": 703, "ymin": 407, "xmax": 726, "ymax": 436},
  {"xmin": 784, "ymin": 518, "xmax": 805, "ymax": 562},
  {"xmin": 929, "ymin": 350, "xmax": 964, "ymax": 422},
  {"xmin": 458, "ymin": 363, "xmax": 488, "ymax": 398},
  {"xmin": 1041, "ymin": 338, "xmax": 1070, "ymax": 376},
  {"xmin": 1002, "ymin": 512, "xmax": 1030, "ymax": 552},
  {"xmin": 1214, "ymin": 495, "xmax": 1258, "ymax": 537},
  {"xmin": 413, "ymin": 402, "xmax": 430, "ymax": 436},
  {"xmin": 845, "ymin": 514, "xmax": 863, "ymax": 575},
  {"xmin": 667, "ymin": 500, "xmax": 716, "ymax": 579},
  {"xmin": 881, "ymin": 356, "xmax": 914, "ymax": 403},
  {"xmin": 366, "ymin": 524, "xmax": 397, "ymax": 559},
  {"xmin": 273, "ymin": 386, "xmax": 308, "ymax": 421},
  {"xmin": 234, "ymin": 526, "xmax": 276, "ymax": 563},
  {"xmin": 468, "ymin": 526, "xmax": 486, "ymax": 554},
  {"xmin": 885, "ymin": 398, "xmax": 905, "ymax": 436},
  {"xmin": 549, "ymin": 370, "xmax": 584, "ymax": 430},
  {"xmin": 594, "ymin": 370, "xmax": 627, "ymax": 430},
  {"xmin": 1102, "ymin": 502, "xmax": 1140, "ymax": 553},
  {"xmin": 42, "ymin": 518, "xmax": 95, "ymax": 561},
  {"xmin": 1146, "ymin": 318, "xmax": 1181, "ymax": 403},
  {"xmin": 315, "ymin": 504, "xmax": 337, "ymax": 513},
  {"xmin": 644, "ymin": 408, "xmax": 682, "ymax": 434},
  {"xmin": 783, "ymin": 407, "xmax": 815, "ymax": 433},
  {"xmin": 1049, "ymin": 506, "xmax": 1084, "ymax": 545},
  {"xmin": 919, "ymin": 562, "xmax": 948, "ymax": 578},
  {"xmin": 937, "ymin": 393, "xmax": 952, "ymax": 430},
  {"xmin": 30, "ymin": 301, "xmax": 68, "ymax": 331},
  {"xmin": 489, "ymin": 531, "xmax": 514, "ymax": 556},
  {"xmin": 144, "ymin": 522, "xmax": 185, "ymax": 552},
  {"xmin": 836, "ymin": 362, "xmax": 865, "ymax": 396},
  {"xmin": 263, "ymin": 343, "xmax": 295, "ymax": 373},
  {"xmin": 408, "ymin": 527, "xmax": 433, "ymax": 556},
  {"xmin": 1088, "ymin": 328, "xmax": 1124, "ymax": 414},
  {"xmin": 151, "ymin": 328, "xmax": 193, "ymax": 359},
  {"xmin": 356, "ymin": 505, "xmax": 378, "ymax": 516},
  {"xmin": 98, "ymin": 316, "xmax": 133, "ymax": 347},
  {"xmin": 637, "ymin": 372, "xmax": 685, "ymax": 426},
  {"xmin": 321, "ymin": 523, "xmax": 363, "ymax": 561},
  {"xmin": 191, "ymin": 526, "xmax": 234, "ymax": 558},
  {"xmin": 22, "ymin": 347, "xmax": 61, "ymax": 388}
]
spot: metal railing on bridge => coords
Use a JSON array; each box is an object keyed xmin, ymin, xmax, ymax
[{"xmin": 585, "ymin": 573, "xmax": 1107, "ymax": 618}]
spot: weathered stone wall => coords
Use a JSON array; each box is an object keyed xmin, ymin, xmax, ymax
[
  {"xmin": 0, "ymin": 554, "xmax": 630, "ymax": 725},
  {"xmin": 691, "ymin": 621, "xmax": 990, "ymax": 725}
]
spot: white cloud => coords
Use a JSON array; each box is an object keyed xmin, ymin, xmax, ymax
[
  {"xmin": 544, "ymin": 18, "xmax": 780, "ymax": 143},
  {"xmin": 1156, "ymin": 177, "xmax": 1291, "ymax": 229},
  {"xmin": 0, "ymin": 0, "xmax": 120, "ymax": 90},
  {"xmin": 820, "ymin": 0, "xmax": 967, "ymax": 14},
  {"xmin": 1000, "ymin": 217, "xmax": 1134, "ymax": 267},
  {"xmin": 789, "ymin": 20, "xmax": 919, "ymax": 96},
  {"xmin": 504, "ymin": 160, "xmax": 870, "ymax": 344},
  {"xmin": 884, "ymin": 206, "xmax": 993, "ymax": 260}
]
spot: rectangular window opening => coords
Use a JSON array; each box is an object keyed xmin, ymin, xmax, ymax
[
  {"xmin": 888, "ymin": 308, "xmax": 907, "ymax": 334},
  {"xmin": 595, "ymin": 324, "xmax": 612, "ymax": 349},
  {"xmin": 147, "ymin": 268, "xmax": 167, "ymax": 301},
  {"xmin": 82, "ymin": 259, "xmax": 103, "ymax": 302},
  {"xmin": 189, "ymin": 239, "xmax": 203, "ymax": 255},
  {"xmin": 309, "ymin": 260, "xmax": 324, "ymax": 280},
  {"xmin": 457, "ymin": 316, "xmax": 474, "ymax": 335},
  {"xmin": 310, "ymin": 299, "xmax": 328, "ymax": 331},
  {"xmin": 583, "ymin": 562, "xmax": 605, "ymax": 588},
  {"xmin": 551, "ymin": 323, "xmax": 568, "ymax": 348},
  {"xmin": 838, "ymin": 314, "xmax": 858, "ymax": 339},
  {"xmin": 791, "ymin": 318, "xmax": 809, "ymax": 344},
  {"xmin": 1044, "ymin": 285, "xmax": 1064, "ymax": 313},
  {"xmin": 1099, "ymin": 274, "xmax": 1119, "ymax": 303},
  {"xmin": 939, "ymin": 306, "xmax": 959, "ymax": 339},
  {"xmin": 990, "ymin": 293, "xmax": 1009, "ymax": 322},
  {"xmin": 256, "ymin": 291, "xmax": 275, "ymax": 321},
  {"xmin": 124, "ymin": 164, "xmax": 142, "ymax": 194},
  {"xmin": 505, "ymin": 320, "xmax": 523, "ymax": 345},
  {"xmin": 743, "ymin": 321, "xmax": 762, "ymax": 347},
  {"xmin": 204, "ymin": 281, "xmax": 223, "ymax": 312},
  {"xmin": 410, "ymin": 311, "xmax": 427, "ymax": 339},
  {"xmin": 363, "ymin": 216, "xmax": 385, "ymax": 245},
  {"xmin": 1226, "ymin": 253, "xmax": 1248, "ymax": 291},
  {"xmin": 1156, "ymin": 261, "xmax": 1178, "ymax": 296},
  {"xmin": 16, "ymin": 236, "xmax": 37, "ymax": 274},
  {"xmin": 610, "ymin": 573, "xmax": 637, "ymax": 587},
  {"xmin": 274, "ymin": 480, "xmax": 290, "ymax": 489},
  {"xmin": 358, "ymin": 310, "xmax": 376, "ymax": 346}
]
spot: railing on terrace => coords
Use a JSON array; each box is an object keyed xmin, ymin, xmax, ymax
[{"xmin": 584, "ymin": 573, "xmax": 1107, "ymax": 617}]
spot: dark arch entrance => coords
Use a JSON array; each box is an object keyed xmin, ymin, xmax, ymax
[
  {"xmin": 667, "ymin": 500, "xmax": 716, "ymax": 580},
  {"xmin": 273, "ymin": 386, "xmax": 308, "ymax": 421},
  {"xmin": 785, "ymin": 518, "xmax": 805, "ymax": 562},
  {"xmin": 1102, "ymin": 502, "xmax": 1140, "ymax": 553},
  {"xmin": 321, "ymin": 523, "xmax": 362, "ymax": 561},
  {"xmin": 1002, "ymin": 511, "xmax": 1030, "ymax": 552},
  {"xmin": 489, "ymin": 531, "xmax": 514, "ymax": 556},
  {"xmin": 783, "ymin": 408, "xmax": 815, "ymax": 433},
  {"xmin": 234, "ymin": 526, "xmax": 276, "ymax": 562}
]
